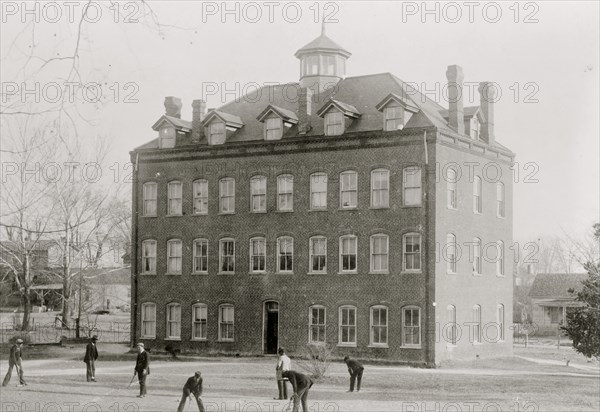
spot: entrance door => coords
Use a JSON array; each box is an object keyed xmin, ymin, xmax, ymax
[{"xmin": 264, "ymin": 301, "xmax": 279, "ymax": 354}]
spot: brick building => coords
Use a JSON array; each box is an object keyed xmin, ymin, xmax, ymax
[{"xmin": 130, "ymin": 29, "xmax": 514, "ymax": 366}]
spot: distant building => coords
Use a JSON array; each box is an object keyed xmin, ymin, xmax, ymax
[
  {"xmin": 130, "ymin": 28, "xmax": 515, "ymax": 365},
  {"xmin": 528, "ymin": 273, "xmax": 587, "ymax": 335}
]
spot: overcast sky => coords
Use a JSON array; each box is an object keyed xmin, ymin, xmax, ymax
[{"xmin": 2, "ymin": 1, "xmax": 598, "ymax": 242}]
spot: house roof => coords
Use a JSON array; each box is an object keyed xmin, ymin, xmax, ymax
[
  {"xmin": 256, "ymin": 105, "xmax": 299, "ymax": 124},
  {"xmin": 439, "ymin": 106, "xmax": 482, "ymax": 119},
  {"xmin": 316, "ymin": 98, "xmax": 361, "ymax": 118},
  {"xmin": 203, "ymin": 110, "xmax": 244, "ymax": 128},
  {"xmin": 82, "ymin": 267, "xmax": 130, "ymax": 286},
  {"xmin": 529, "ymin": 273, "xmax": 589, "ymax": 299},
  {"xmin": 294, "ymin": 33, "xmax": 351, "ymax": 58},
  {"xmin": 151, "ymin": 115, "xmax": 192, "ymax": 131}
]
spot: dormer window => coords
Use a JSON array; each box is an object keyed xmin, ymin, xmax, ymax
[
  {"xmin": 209, "ymin": 122, "xmax": 226, "ymax": 145},
  {"xmin": 384, "ymin": 106, "xmax": 403, "ymax": 131},
  {"xmin": 376, "ymin": 93, "xmax": 419, "ymax": 132},
  {"xmin": 159, "ymin": 126, "xmax": 175, "ymax": 148},
  {"xmin": 265, "ymin": 118, "xmax": 282, "ymax": 140},
  {"xmin": 325, "ymin": 111, "xmax": 344, "ymax": 136}
]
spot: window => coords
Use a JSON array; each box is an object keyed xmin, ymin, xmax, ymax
[
  {"xmin": 277, "ymin": 175, "xmax": 293, "ymax": 211},
  {"xmin": 447, "ymin": 168, "xmax": 457, "ymax": 209},
  {"xmin": 340, "ymin": 235, "xmax": 357, "ymax": 272},
  {"xmin": 167, "ymin": 181, "xmax": 182, "ymax": 216},
  {"xmin": 325, "ymin": 111, "xmax": 344, "ymax": 136},
  {"xmin": 403, "ymin": 167, "xmax": 422, "ymax": 206},
  {"xmin": 370, "ymin": 306, "xmax": 388, "ymax": 346},
  {"xmin": 339, "ymin": 306, "xmax": 356, "ymax": 346},
  {"xmin": 193, "ymin": 179, "xmax": 208, "ymax": 214},
  {"xmin": 159, "ymin": 126, "xmax": 175, "ymax": 148},
  {"xmin": 167, "ymin": 239, "xmax": 182, "ymax": 274},
  {"xmin": 141, "ymin": 240, "xmax": 156, "ymax": 274},
  {"xmin": 371, "ymin": 169, "xmax": 390, "ymax": 208},
  {"xmin": 218, "ymin": 304, "xmax": 234, "ymax": 341},
  {"xmin": 384, "ymin": 106, "xmax": 403, "ymax": 131},
  {"xmin": 309, "ymin": 306, "xmax": 326, "ymax": 344},
  {"xmin": 473, "ymin": 305, "xmax": 481, "ymax": 343},
  {"xmin": 250, "ymin": 176, "xmax": 267, "ymax": 212},
  {"xmin": 166, "ymin": 303, "xmax": 181, "ymax": 339},
  {"xmin": 470, "ymin": 117, "xmax": 479, "ymax": 140},
  {"xmin": 219, "ymin": 239, "xmax": 235, "ymax": 273},
  {"xmin": 309, "ymin": 237, "xmax": 327, "ymax": 273},
  {"xmin": 193, "ymin": 239, "xmax": 208, "ymax": 274},
  {"xmin": 304, "ymin": 55, "xmax": 319, "ymax": 76},
  {"xmin": 310, "ymin": 173, "xmax": 327, "ymax": 209},
  {"xmin": 446, "ymin": 234, "xmax": 457, "ymax": 274},
  {"xmin": 219, "ymin": 178, "xmax": 235, "ymax": 213},
  {"xmin": 141, "ymin": 303, "xmax": 156, "ymax": 338},
  {"xmin": 192, "ymin": 304, "xmax": 207, "ymax": 340},
  {"xmin": 340, "ymin": 171, "xmax": 358, "ymax": 208},
  {"xmin": 548, "ymin": 307, "xmax": 561, "ymax": 324},
  {"xmin": 402, "ymin": 306, "xmax": 421, "ymax": 347},
  {"xmin": 473, "ymin": 237, "xmax": 482, "ymax": 275},
  {"xmin": 265, "ymin": 117, "xmax": 282, "ymax": 140},
  {"xmin": 403, "ymin": 233, "xmax": 421, "ymax": 272},
  {"xmin": 322, "ymin": 55, "xmax": 335, "ymax": 76},
  {"xmin": 370, "ymin": 234, "xmax": 389, "ymax": 273},
  {"xmin": 496, "ymin": 241, "xmax": 504, "ymax": 276},
  {"xmin": 250, "ymin": 237, "xmax": 266, "ymax": 273},
  {"xmin": 473, "ymin": 176, "xmax": 482, "ymax": 213},
  {"xmin": 143, "ymin": 182, "xmax": 157, "ymax": 216},
  {"xmin": 497, "ymin": 304, "xmax": 505, "ymax": 341},
  {"xmin": 209, "ymin": 122, "xmax": 226, "ymax": 145},
  {"xmin": 496, "ymin": 182, "xmax": 505, "ymax": 218},
  {"xmin": 447, "ymin": 305, "xmax": 457, "ymax": 345},
  {"xmin": 277, "ymin": 237, "xmax": 294, "ymax": 273}
]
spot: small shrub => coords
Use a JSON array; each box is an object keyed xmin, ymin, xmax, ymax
[{"xmin": 296, "ymin": 343, "xmax": 334, "ymax": 381}]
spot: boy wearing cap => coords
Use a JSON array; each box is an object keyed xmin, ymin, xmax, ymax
[
  {"xmin": 134, "ymin": 343, "xmax": 150, "ymax": 398},
  {"xmin": 177, "ymin": 371, "xmax": 204, "ymax": 412},
  {"xmin": 343, "ymin": 356, "xmax": 364, "ymax": 392},
  {"xmin": 2, "ymin": 338, "xmax": 26, "ymax": 387},
  {"xmin": 84, "ymin": 335, "xmax": 99, "ymax": 382}
]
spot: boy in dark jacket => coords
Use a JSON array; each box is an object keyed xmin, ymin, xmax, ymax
[
  {"xmin": 177, "ymin": 371, "xmax": 204, "ymax": 412},
  {"xmin": 2, "ymin": 338, "xmax": 26, "ymax": 387},
  {"xmin": 134, "ymin": 343, "xmax": 150, "ymax": 397},
  {"xmin": 343, "ymin": 356, "xmax": 364, "ymax": 392},
  {"xmin": 282, "ymin": 370, "xmax": 314, "ymax": 412},
  {"xmin": 84, "ymin": 335, "xmax": 99, "ymax": 382}
]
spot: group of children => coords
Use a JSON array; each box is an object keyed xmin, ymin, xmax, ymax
[{"xmin": 2, "ymin": 338, "xmax": 365, "ymax": 412}]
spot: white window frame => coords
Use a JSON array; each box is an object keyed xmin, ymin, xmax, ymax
[
  {"xmin": 447, "ymin": 305, "xmax": 457, "ymax": 346},
  {"xmin": 193, "ymin": 179, "xmax": 208, "ymax": 215},
  {"xmin": 325, "ymin": 111, "xmax": 344, "ymax": 136},
  {"xmin": 446, "ymin": 233, "xmax": 457, "ymax": 274},
  {"xmin": 141, "ymin": 302, "xmax": 156, "ymax": 339},
  {"xmin": 167, "ymin": 181, "xmax": 183, "ymax": 216},
  {"xmin": 309, "ymin": 236, "xmax": 327, "ymax": 274},
  {"xmin": 191, "ymin": 303, "xmax": 208, "ymax": 341},
  {"xmin": 265, "ymin": 117, "xmax": 283, "ymax": 140},
  {"xmin": 309, "ymin": 305, "xmax": 326, "ymax": 344},
  {"xmin": 473, "ymin": 176, "xmax": 482, "ymax": 214},
  {"xmin": 497, "ymin": 304, "xmax": 505, "ymax": 342},
  {"xmin": 496, "ymin": 182, "xmax": 505, "ymax": 218},
  {"xmin": 219, "ymin": 238, "xmax": 235, "ymax": 274},
  {"xmin": 250, "ymin": 176, "xmax": 267, "ymax": 213},
  {"xmin": 167, "ymin": 239, "xmax": 182, "ymax": 275},
  {"xmin": 219, "ymin": 178, "xmax": 235, "ymax": 214},
  {"xmin": 277, "ymin": 236, "xmax": 294, "ymax": 273},
  {"xmin": 403, "ymin": 166, "xmax": 422, "ymax": 206},
  {"xmin": 340, "ymin": 171, "xmax": 358, "ymax": 209},
  {"xmin": 166, "ymin": 303, "xmax": 181, "ymax": 339},
  {"xmin": 473, "ymin": 237, "xmax": 482, "ymax": 275},
  {"xmin": 370, "ymin": 305, "xmax": 388, "ymax": 347},
  {"xmin": 310, "ymin": 173, "xmax": 328, "ymax": 210},
  {"xmin": 143, "ymin": 182, "xmax": 157, "ymax": 217},
  {"xmin": 209, "ymin": 121, "xmax": 226, "ymax": 145},
  {"xmin": 384, "ymin": 105, "xmax": 403, "ymax": 131},
  {"xmin": 447, "ymin": 168, "xmax": 457, "ymax": 209},
  {"xmin": 370, "ymin": 234, "xmax": 389, "ymax": 273},
  {"xmin": 192, "ymin": 238, "xmax": 208, "ymax": 274},
  {"xmin": 250, "ymin": 237, "xmax": 267, "ymax": 273},
  {"xmin": 371, "ymin": 169, "xmax": 390, "ymax": 209},
  {"xmin": 496, "ymin": 241, "xmax": 505, "ymax": 277},
  {"xmin": 339, "ymin": 235, "xmax": 357, "ymax": 273},
  {"xmin": 218, "ymin": 304, "xmax": 234, "ymax": 341},
  {"xmin": 403, "ymin": 233, "xmax": 422, "ymax": 272},
  {"xmin": 277, "ymin": 174, "xmax": 294, "ymax": 211},
  {"xmin": 473, "ymin": 305, "xmax": 482, "ymax": 344},
  {"xmin": 338, "ymin": 305, "xmax": 357, "ymax": 346},
  {"xmin": 141, "ymin": 240, "xmax": 157, "ymax": 274},
  {"xmin": 402, "ymin": 306, "xmax": 421, "ymax": 348}
]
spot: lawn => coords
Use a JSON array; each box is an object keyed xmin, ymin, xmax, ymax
[{"xmin": 1, "ymin": 344, "xmax": 598, "ymax": 412}]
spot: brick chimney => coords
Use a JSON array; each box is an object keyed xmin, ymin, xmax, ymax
[
  {"xmin": 445, "ymin": 65, "xmax": 464, "ymax": 135},
  {"xmin": 192, "ymin": 99, "xmax": 207, "ymax": 143},
  {"xmin": 478, "ymin": 82, "xmax": 496, "ymax": 145},
  {"xmin": 298, "ymin": 87, "xmax": 313, "ymax": 135},
  {"xmin": 164, "ymin": 96, "xmax": 182, "ymax": 118}
]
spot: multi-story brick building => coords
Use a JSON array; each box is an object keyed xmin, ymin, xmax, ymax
[{"xmin": 130, "ymin": 29, "xmax": 514, "ymax": 366}]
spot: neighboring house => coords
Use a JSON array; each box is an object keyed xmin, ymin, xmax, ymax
[
  {"xmin": 81, "ymin": 267, "xmax": 131, "ymax": 312},
  {"xmin": 529, "ymin": 273, "xmax": 587, "ymax": 335},
  {"xmin": 129, "ymin": 28, "xmax": 515, "ymax": 365}
]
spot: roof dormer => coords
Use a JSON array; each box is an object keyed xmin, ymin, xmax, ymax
[
  {"xmin": 256, "ymin": 105, "xmax": 298, "ymax": 141},
  {"xmin": 202, "ymin": 110, "xmax": 244, "ymax": 145},
  {"xmin": 375, "ymin": 93, "xmax": 420, "ymax": 131},
  {"xmin": 151, "ymin": 116, "xmax": 192, "ymax": 149},
  {"xmin": 316, "ymin": 98, "xmax": 360, "ymax": 136}
]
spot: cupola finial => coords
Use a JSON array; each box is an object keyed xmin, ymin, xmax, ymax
[{"xmin": 321, "ymin": 20, "xmax": 326, "ymax": 35}]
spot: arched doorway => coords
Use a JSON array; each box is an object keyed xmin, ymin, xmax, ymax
[{"xmin": 263, "ymin": 301, "xmax": 279, "ymax": 354}]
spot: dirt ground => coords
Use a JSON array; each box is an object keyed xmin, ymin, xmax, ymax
[{"xmin": 0, "ymin": 344, "xmax": 598, "ymax": 412}]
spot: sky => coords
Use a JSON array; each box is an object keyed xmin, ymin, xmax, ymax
[{"xmin": 1, "ymin": 1, "xmax": 599, "ymax": 242}]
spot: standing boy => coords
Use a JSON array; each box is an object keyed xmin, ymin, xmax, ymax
[
  {"xmin": 134, "ymin": 342, "xmax": 150, "ymax": 398},
  {"xmin": 2, "ymin": 338, "xmax": 26, "ymax": 387},
  {"xmin": 275, "ymin": 347, "xmax": 291, "ymax": 400},
  {"xmin": 84, "ymin": 335, "xmax": 99, "ymax": 382}
]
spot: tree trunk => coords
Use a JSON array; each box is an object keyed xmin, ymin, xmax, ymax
[
  {"xmin": 20, "ymin": 288, "xmax": 31, "ymax": 331},
  {"xmin": 61, "ymin": 277, "xmax": 71, "ymax": 329}
]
